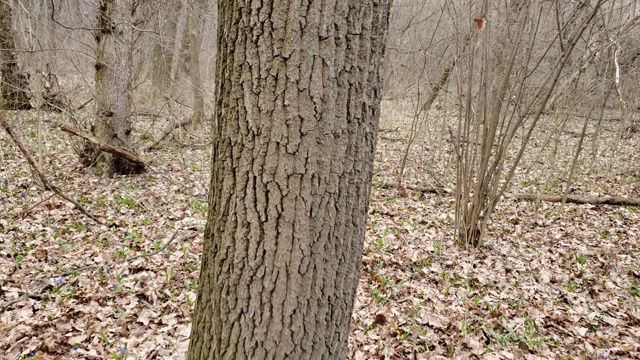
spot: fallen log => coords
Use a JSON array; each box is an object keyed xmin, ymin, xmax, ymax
[
  {"xmin": 374, "ymin": 182, "xmax": 640, "ymax": 206},
  {"xmin": 505, "ymin": 193, "xmax": 640, "ymax": 206},
  {"xmin": 139, "ymin": 117, "xmax": 192, "ymax": 152},
  {"xmin": 376, "ymin": 182, "xmax": 445, "ymax": 194},
  {"xmin": 59, "ymin": 124, "xmax": 145, "ymax": 166}
]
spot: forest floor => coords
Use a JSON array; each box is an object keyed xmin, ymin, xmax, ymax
[{"xmin": 1, "ymin": 101, "xmax": 639, "ymax": 359}]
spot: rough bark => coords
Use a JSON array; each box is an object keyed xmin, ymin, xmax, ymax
[
  {"xmin": 90, "ymin": 0, "xmax": 142, "ymax": 176},
  {"xmin": 187, "ymin": 0, "xmax": 392, "ymax": 359},
  {"xmin": 0, "ymin": 1, "xmax": 31, "ymax": 110}
]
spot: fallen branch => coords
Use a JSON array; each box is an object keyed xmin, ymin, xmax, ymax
[
  {"xmin": 139, "ymin": 117, "xmax": 192, "ymax": 152},
  {"xmin": 505, "ymin": 193, "xmax": 640, "ymax": 206},
  {"xmin": 375, "ymin": 182, "xmax": 451, "ymax": 195},
  {"xmin": 75, "ymin": 98, "xmax": 93, "ymax": 111},
  {"xmin": 0, "ymin": 113, "xmax": 102, "ymax": 223},
  {"xmin": 59, "ymin": 124, "xmax": 145, "ymax": 166},
  {"xmin": 374, "ymin": 182, "xmax": 640, "ymax": 206}
]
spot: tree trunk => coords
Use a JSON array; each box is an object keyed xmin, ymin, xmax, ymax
[
  {"xmin": 90, "ymin": 0, "xmax": 142, "ymax": 176},
  {"xmin": 187, "ymin": 4, "xmax": 206, "ymax": 129},
  {"xmin": 187, "ymin": 0, "xmax": 392, "ymax": 359},
  {"xmin": 0, "ymin": 1, "xmax": 31, "ymax": 110},
  {"xmin": 169, "ymin": 3, "xmax": 188, "ymax": 87},
  {"xmin": 151, "ymin": 0, "xmax": 181, "ymax": 103}
]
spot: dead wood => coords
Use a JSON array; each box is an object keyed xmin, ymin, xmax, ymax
[
  {"xmin": 505, "ymin": 193, "xmax": 640, "ymax": 206},
  {"xmin": 375, "ymin": 182, "xmax": 640, "ymax": 206},
  {"xmin": 376, "ymin": 182, "xmax": 450, "ymax": 195},
  {"xmin": 75, "ymin": 98, "xmax": 93, "ymax": 111},
  {"xmin": 59, "ymin": 124, "xmax": 145, "ymax": 166},
  {"xmin": 0, "ymin": 113, "xmax": 102, "ymax": 223},
  {"xmin": 139, "ymin": 117, "xmax": 192, "ymax": 152}
]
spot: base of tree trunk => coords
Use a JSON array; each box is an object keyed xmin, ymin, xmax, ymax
[
  {"xmin": 1, "ymin": 61, "xmax": 32, "ymax": 110},
  {"xmin": 60, "ymin": 124, "xmax": 146, "ymax": 175}
]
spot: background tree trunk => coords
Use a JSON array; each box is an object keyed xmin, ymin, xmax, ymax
[
  {"xmin": 187, "ymin": 0, "xmax": 392, "ymax": 359},
  {"xmin": 187, "ymin": 1, "xmax": 206, "ymax": 129},
  {"xmin": 90, "ymin": 0, "xmax": 141, "ymax": 176},
  {"xmin": 0, "ymin": 1, "xmax": 31, "ymax": 110}
]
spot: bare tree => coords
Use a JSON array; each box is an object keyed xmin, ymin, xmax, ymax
[
  {"xmin": 186, "ymin": 0, "xmax": 207, "ymax": 129},
  {"xmin": 88, "ymin": 0, "xmax": 143, "ymax": 175},
  {"xmin": 454, "ymin": 0, "xmax": 604, "ymax": 246},
  {"xmin": 187, "ymin": 0, "xmax": 392, "ymax": 358}
]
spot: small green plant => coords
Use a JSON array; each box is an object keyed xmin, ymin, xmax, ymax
[
  {"xmin": 96, "ymin": 196, "xmax": 107, "ymax": 207},
  {"xmin": 185, "ymin": 280, "xmax": 198, "ymax": 292},
  {"xmin": 117, "ymin": 245, "xmax": 129, "ymax": 258},
  {"xmin": 566, "ymin": 280, "xmax": 580, "ymax": 292},
  {"xmin": 114, "ymin": 194, "xmax": 136, "ymax": 209},
  {"xmin": 376, "ymin": 271, "xmax": 391, "ymax": 286},
  {"xmin": 190, "ymin": 199, "xmax": 208, "ymax": 213},
  {"xmin": 460, "ymin": 320, "xmax": 472, "ymax": 334},
  {"xmin": 99, "ymin": 332, "xmax": 114, "ymax": 346},
  {"xmin": 488, "ymin": 303, "xmax": 500, "ymax": 315},
  {"xmin": 363, "ymin": 322, "xmax": 377, "ymax": 335},
  {"xmin": 627, "ymin": 283, "xmax": 640, "ymax": 297},
  {"xmin": 433, "ymin": 239, "xmax": 442, "ymax": 257},
  {"xmin": 72, "ymin": 220, "xmax": 86, "ymax": 232},
  {"xmin": 512, "ymin": 299, "xmax": 525, "ymax": 309},
  {"xmin": 166, "ymin": 266, "xmax": 175, "ymax": 282},
  {"xmin": 473, "ymin": 293, "xmax": 483, "ymax": 307},
  {"xmin": 575, "ymin": 254, "xmax": 587, "ymax": 265},
  {"xmin": 186, "ymin": 293, "xmax": 196, "ymax": 306},
  {"xmin": 75, "ymin": 194, "xmax": 90, "ymax": 206},
  {"xmin": 524, "ymin": 317, "xmax": 537, "ymax": 337},
  {"xmin": 111, "ymin": 341, "xmax": 128, "ymax": 360},
  {"xmin": 598, "ymin": 229, "xmax": 611, "ymax": 239},
  {"xmin": 398, "ymin": 327, "xmax": 411, "ymax": 340},
  {"xmin": 545, "ymin": 177, "xmax": 560, "ymax": 192},
  {"xmin": 12, "ymin": 242, "xmax": 36, "ymax": 267},
  {"xmin": 372, "ymin": 289, "xmax": 386, "ymax": 304},
  {"xmin": 125, "ymin": 229, "xmax": 141, "ymax": 241}
]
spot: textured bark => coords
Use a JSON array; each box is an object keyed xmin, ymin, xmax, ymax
[
  {"xmin": 187, "ymin": 0, "xmax": 391, "ymax": 359},
  {"xmin": 0, "ymin": 1, "xmax": 31, "ymax": 110},
  {"xmin": 91, "ymin": 0, "xmax": 142, "ymax": 176}
]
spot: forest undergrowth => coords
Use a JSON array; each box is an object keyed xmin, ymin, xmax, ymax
[{"xmin": 1, "ymin": 100, "xmax": 639, "ymax": 359}]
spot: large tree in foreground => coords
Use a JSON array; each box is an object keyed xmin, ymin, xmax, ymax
[{"xmin": 187, "ymin": 0, "xmax": 391, "ymax": 358}]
